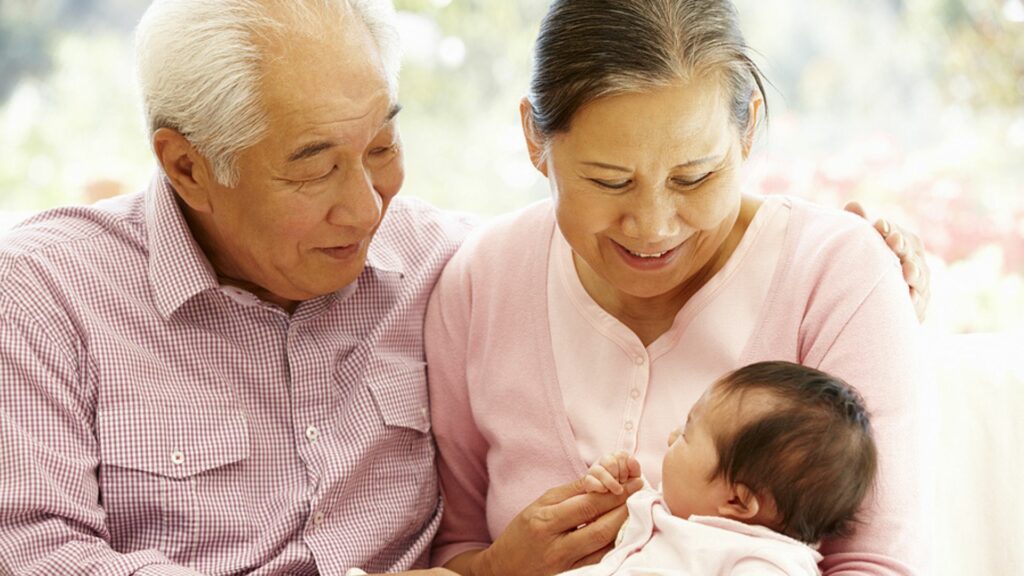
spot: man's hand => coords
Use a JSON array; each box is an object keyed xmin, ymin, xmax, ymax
[
  {"xmin": 462, "ymin": 476, "xmax": 643, "ymax": 576},
  {"xmin": 582, "ymin": 451, "xmax": 642, "ymax": 495},
  {"xmin": 844, "ymin": 201, "xmax": 931, "ymax": 322}
]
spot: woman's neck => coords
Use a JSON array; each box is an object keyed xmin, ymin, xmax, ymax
[{"xmin": 576, "ymin": 195, "xmax": 762, "ymax": 347}]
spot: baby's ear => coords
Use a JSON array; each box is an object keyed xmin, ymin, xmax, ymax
[{"xmin": 717, "ymin": 482, "xmax": 761, "ymax": 521}]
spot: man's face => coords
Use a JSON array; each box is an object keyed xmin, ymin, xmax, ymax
[{"xmin": 198, "ymin": 14, "xmax": 403, "ymax": 309}]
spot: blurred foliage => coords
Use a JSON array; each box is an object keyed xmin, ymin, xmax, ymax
[{"xmin": 0, "ymin": 0, "xmax": 1021, "ymax": 332}]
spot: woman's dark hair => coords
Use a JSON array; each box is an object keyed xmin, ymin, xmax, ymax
[
  {"xmin": 711, "ymin": 361, "xmax": 878, "ymax": 543},
  {"xmin": 527, "ymin": 0, "xmax": 768, "ymax": 139}
]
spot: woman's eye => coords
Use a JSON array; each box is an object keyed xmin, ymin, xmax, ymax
[
  {"xmin": 672, "ymin": 173, "xmax": 712, "ymax": 187},
  {"xmin": 591, "ymin": 179, "xmax": 631, "ymax": 190}
]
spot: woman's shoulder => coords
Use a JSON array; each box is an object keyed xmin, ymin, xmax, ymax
[
  {"xmin": 781, "ymin": 196, "xmax": 900, "ymax": 283},
  {"xmin": 444, "ymin": 199, "xmax": 555, "ymax": 275}
]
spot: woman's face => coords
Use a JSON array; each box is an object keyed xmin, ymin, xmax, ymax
[{"xmin": 532, "ymin": 78, "xmax": 752, "ymax": 304}]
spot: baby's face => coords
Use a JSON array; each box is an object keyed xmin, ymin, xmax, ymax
[{"xmin": 660, "ymin": 387, "xmax": 734, "ymax": 519}]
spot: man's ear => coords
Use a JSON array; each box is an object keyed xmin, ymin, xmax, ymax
[
  {"xmin": 152, "ymin": 127, "xmax": 216, "ymax": 214},
  {"xmin": 717, "ymin": 482, "xmax": 761, "ymax": 521},
  {"xmin": 741, "ymin": 90, "xmax": 763, "ymax": 159},
  {"xmin": 519, "ymin": 97, "xmax": 549, "ymax": 177}
]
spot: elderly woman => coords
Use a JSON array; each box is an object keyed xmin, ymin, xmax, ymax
[{"xmin": 425, "ymin": 1, "xmax": 925, "ymax": 575}]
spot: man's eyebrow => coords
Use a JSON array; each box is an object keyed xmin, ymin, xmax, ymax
[
  {"xmin": 286, "ymin": 105, "xmax": 403, "ymax": 163},
  {"xmin": 384, "ymin": 103, "xmax": 403, "ymax": 124},
  {"xmin": 287, "ymin": 141, "xmax": 336, "ymax": 163}
]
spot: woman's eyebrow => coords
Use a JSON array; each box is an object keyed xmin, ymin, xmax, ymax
[
  {"xmin": 673, "ymin": 154, "xmax": 723, "ymax": 169},
  {"xmin": 581, "ymin": 154, "xmax": 724, "ymax": 172}
]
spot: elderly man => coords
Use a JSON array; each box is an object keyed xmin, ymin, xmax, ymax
[
  {"xmin": 0, "ymin": 1, "xmax": 465, "ymax": 574},
  {"xmin": 0, "ymin": 0, "xmax": 931, "ymax": 575}
]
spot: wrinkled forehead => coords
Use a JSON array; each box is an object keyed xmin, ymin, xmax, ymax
[{"xmin": 259, "ymin": 8, "xmax": 392, "ymax": 119}]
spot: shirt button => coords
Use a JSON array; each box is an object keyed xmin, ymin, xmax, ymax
[
  {"xmin": 305, "ymin": 425, "xmax": 320, "ymax": 443},
  {"xmin": 630, "ymin": 388, "xmax": 641, "ymax": 399},
  {"xmin": 312, "ymin": 510, "xmax": 326, "ymax": 526},
  {"xmin": 170, "ymin": 450, "xmax": 185, "ymax": 466},
  {"xmin": 624, "ymin": 420, "xmax": 634, "ymax": 431},
  {"xmin": 634, "ymin": 356, "xmax": 645, "ymax": 366}
]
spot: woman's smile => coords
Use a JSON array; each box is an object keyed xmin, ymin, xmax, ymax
[{"xmin": 611, "ymin": 238, "xmax": 688, "ymax": 271}]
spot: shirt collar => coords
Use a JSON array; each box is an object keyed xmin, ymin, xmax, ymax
[
  {"xmin": 145, "ymin": 174, "xmax": 220, "ymax": 318},
  {"xmin": 145, "ymin": 174, "xmax": 404, "ymax": 316},
  {"xmin": 364, "ymin": 212, "xmax": 405, "ymax": 277}
]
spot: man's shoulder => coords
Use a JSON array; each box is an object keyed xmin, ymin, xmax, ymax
[
  {"xmin": 372, "ymin": 196, "xmax": 477, "ymax": 276},
  {"xmin": 0, "ymin": 193, "xmax": 146, "ymax": 289}
]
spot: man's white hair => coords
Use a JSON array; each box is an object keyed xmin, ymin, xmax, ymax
[{"xmin": 135, "ymin": 0, "xmax": 400, "ymax": 187}]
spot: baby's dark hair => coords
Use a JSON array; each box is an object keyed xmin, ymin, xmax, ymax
[{"xmin": 709, "ymin": 361, "xmax": 877, "ymax": 543}]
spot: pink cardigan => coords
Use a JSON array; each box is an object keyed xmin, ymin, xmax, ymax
[{"xmin": 426, "ymin": 198, "xmax": 925, "ymax": 575}]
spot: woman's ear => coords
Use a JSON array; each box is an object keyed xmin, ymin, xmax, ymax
[
  {"xmin": 152, "ymin": 127, "xmax": 217, "ymax": 214},
  {"xmin": 717, "ymin": 482, "xmax": 761, "ymax": 521},
  {"xmin": 741, "ymin": 90, "xmax": 763, "ymax": 159},
  {"xmin": 519, "ymin": 97, "xmax": 549, "ymax": 176}
]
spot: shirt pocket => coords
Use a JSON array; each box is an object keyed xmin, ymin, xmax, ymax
[
  {"xmin": 96, "ymin": 404, "xmax": 250, "ymax": 554},
  {"xmin": 365, "ymin": 354, "xmax": 432, "ymax": 434},
  {"xmin": 360, "ymin": 354, "xmax": 439, "ymax": 532}
]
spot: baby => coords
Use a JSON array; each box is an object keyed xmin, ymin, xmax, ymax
[{"xmin": 562, "ymin": 361, "xmax": 878, "ymax": 576}]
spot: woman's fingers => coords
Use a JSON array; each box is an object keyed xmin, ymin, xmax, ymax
[
  {"xmin": 568, "ymin": 544, "xmax": 615, "ymax": 572},
  {"xmin": 480, "ymin": 478, "xmax": 641, "ymax": 575},
  {"xmin": 560, "ymin": 500, "xmax": 632, "ymax": 565},
  {"xmin": 538, "ymin": 477, "xmax": 642, "ymax": 533}
]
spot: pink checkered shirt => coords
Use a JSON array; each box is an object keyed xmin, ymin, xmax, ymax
[{"xmin": 0, "ymin": 176, "xmax": 472, "ymax": 575}]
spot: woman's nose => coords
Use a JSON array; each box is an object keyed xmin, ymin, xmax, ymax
[{"xmin": 622, "ymin": 189, "xmax": 681, "ymax": 242}]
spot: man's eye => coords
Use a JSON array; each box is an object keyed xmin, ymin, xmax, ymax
[
  {"xmin": 370, "ymin": 144, "xmax": 396, "ymax": 156},
  {"xmin": 291, "ymin": 166, "xmax": 336, "ymax": 185},
  {"xmin": 309, "ymin": 166, "xmax": 337, "ymax": 182}
]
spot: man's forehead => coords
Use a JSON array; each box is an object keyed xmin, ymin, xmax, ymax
[{"xmin": 283, "ymin": 103, "xmax": 402, "ymax": 163}]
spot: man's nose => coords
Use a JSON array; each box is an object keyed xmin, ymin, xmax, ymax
[{"xmin": 327, "ymin": 168, "xmax": 382, "ymax": 231}]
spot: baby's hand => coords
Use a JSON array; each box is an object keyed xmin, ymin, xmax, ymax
[{"xmin": 583, "ymin": 450, "xmax": 642, "ymax": 495}]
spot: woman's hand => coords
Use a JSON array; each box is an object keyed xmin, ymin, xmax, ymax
[
  {"xmin": 451, "ymin": 476, "xmax": 643, "ymax": 576},
  {"xmin": 844, "ymin": 201, "xmax": 931, "ymax": 321}
]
